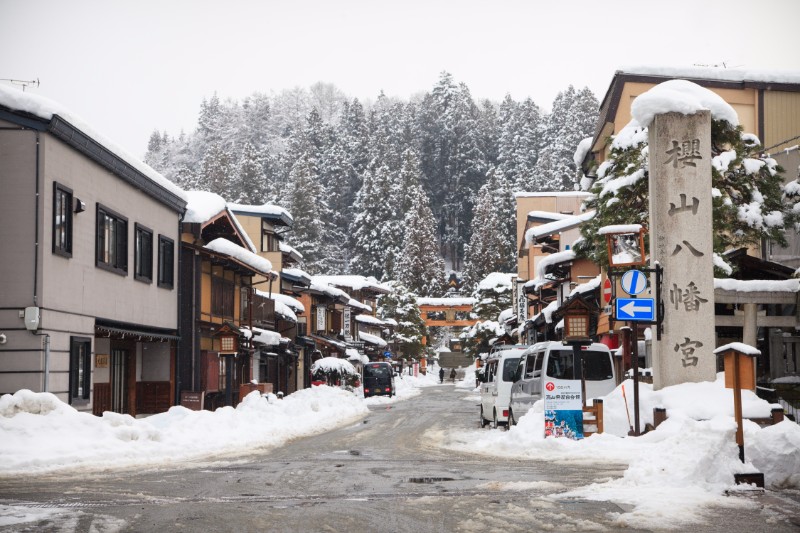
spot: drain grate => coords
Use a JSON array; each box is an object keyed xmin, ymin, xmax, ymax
[{"xmin": 406, "ymin": 477, "xmax": 455, "ymax": 484}]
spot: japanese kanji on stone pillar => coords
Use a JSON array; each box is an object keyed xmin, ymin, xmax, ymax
[{"xmin": 649, "ymin": 110, "xmax": 717, "ymax": 389}]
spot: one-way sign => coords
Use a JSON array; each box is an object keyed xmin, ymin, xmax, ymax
[{"xmin": 615, "ymin": 297, "xmax": 655, "ymax": 321}]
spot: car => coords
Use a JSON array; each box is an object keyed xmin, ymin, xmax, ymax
[
  {"xmin": 508, "ymin": 341, "xmax": 616, "ymax": 426},
  {"xmin": 478, "ymin": 345, "xmax": 528, "ymax": 429},
  {"xmin": 363, "ymin": 362, "xmax": 395, "ymax": 397}
]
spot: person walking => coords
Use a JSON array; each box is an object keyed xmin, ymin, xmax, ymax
[
  {"xmin": 438, "ymin": 367, "xmax": 445, "ymax": 383},
  {"xmin": 450, "ymin": 368, "xmax": 457, "ymax": 382}
]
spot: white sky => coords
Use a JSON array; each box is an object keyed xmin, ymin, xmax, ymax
[{"xmin": 2, "ymin": 0, "xmax": 799, "ymax": 158}]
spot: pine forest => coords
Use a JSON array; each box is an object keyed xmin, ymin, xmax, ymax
[{"xmin": 144, "ymin": 72, "xmax": 600, "ymax": 295}]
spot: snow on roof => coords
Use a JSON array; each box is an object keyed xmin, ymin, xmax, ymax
[
  {"xmin": 527, "ymin": 211, "xmax": 575, "ymax": 222},
  {"xmin": 242, "ymin": 326, "xmax": 281, "ymax": 346},
  {"xmin": 477, "ymin": 272, "xmax": 514, "ymax": 292},
  {"xmin": 254, "ymin": 290, "xmax": 298, "ymax": 322},
  {"xmin": 573, "ymin": 137, "xmax": 594, "ymax": 167},
  {"xmin": 536, "ymin": 250, "xmax": 576, "ymax": 280},
  {"xmin": 417, "ymin": 297, "xmax": 476, "ymax": 306},
  {"xmin": 278, "ymin": 241, "xmax": 303, "ymax": 260},
  {"xmin": 345, "ymin": 348, "xmax": 369, "ymax": 364},
  {"xmin": 527, "ymin": 300, "xmax": 559, "ymax": 324},
  {"xmin": 631, "ymin": 79, "xmax": 739, "ymax": 128},
  {"xmin": 312, "ymin": 275, "xmax": 392, "ymax": 294},
  {"xmin": 309, "ymin": 278, "xmax": 372, "ymax": 311},
  {"xmin": 271, "ymin": 293, "xmax": 305, "ymax": 314},
  {"xmin": 310, "ymin": 356, "xmax": 358, "ymax": 376},
  {"xmin": 184, "ymin": 190, "xmax": 226, "ymax": 223},
  {"xmin": 356, "ymin": 314, "xmax": 390, "ymax": 326},
  {"xmin": 598, "ymin": 224, "xmax": 643, "ymax": 235},
  {"xmin": 618, "ymin": 65, "xmax": 800, "ymax": 86},
  {"xmin": 571, "ymin": 274, "xmax": 602, "ymax": 296},
  {"xmin": 713, "ymin": 342, "xmax": 761, "ymax": 356},
  {"xmin": 348, "ymin": 299, "xmax": 372, "ymax": 312},
  {"xmin": 0, "ymin": 84, "xmax": 187, "ymax": 203},
  {"xmin": 515, "ymin": 191, "xmax": 592, "ymax": 198},
  {"xmin": 204, "ymin": 238, "xmax": 273, "ymax": 276},
  {"xmin": 358, "ymin": 331, "xmax": 387, "ymax": 348},
  {"xmin": 526, "ymin": 211, "xmax": 595, "ymax": 245},
  {"xmin": 498, "ymin": 307, "xmax": 514, "ymax": 323},
  {"xmin": 227, "ymin": 202, "xmax": 293, "ymax": 223},
  {"xmin": 282, "ymin": 268, "xmax": 313, "ymax": 284},
  {"xmin": 714, "ymin": 278, "xmax": 800, "ymax": 293}
]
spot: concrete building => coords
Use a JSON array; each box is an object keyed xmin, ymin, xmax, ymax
[{"xmin": 0, "ymin": 87, "xmax": 186, "ymax": 415}]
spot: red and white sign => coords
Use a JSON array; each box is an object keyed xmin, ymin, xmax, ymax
[
  {"xmin": 545, "ymin": 381, "xmax": 555, "ymax": 392},
  {"xmin": 603, "ymin": 278, "xmax": 613, "ymax": 303}
]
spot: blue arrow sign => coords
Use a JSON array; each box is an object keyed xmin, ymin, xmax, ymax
[
  {"xmin": 616, "ymin": 297, "xmax": 655, "ymax": 321},
  {"xmin": 621, "ymin": 269, "xmax": 647, "ymax": 295}
]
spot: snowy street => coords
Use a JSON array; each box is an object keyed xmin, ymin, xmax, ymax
[{"xmin": 2, "ymin": 383, "xmax": 799, "ymax": 532}]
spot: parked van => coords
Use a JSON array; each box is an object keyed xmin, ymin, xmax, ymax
[
  {"xmin": 363, "ymin": 362, "xmax": 395, "ymax": 397},
  {"xmin": 508, "ymin": 341, "xmax": 615, "ymax": 426},
  {"xmin": 479, "ymin": 346, "xmax": 528, "ymax": 428}
]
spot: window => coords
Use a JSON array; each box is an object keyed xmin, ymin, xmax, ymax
[
  {"xmin": 96, "ymin": 204, "xmax": 128, "ymax": 274},
  {"xmin": 134, "ymin": 224, "xmax": 153, "ymax": 283},
  {"xmin": 211, "ymin": 272, "xmax": 235, "ymax": 318},
  {"xmin": 69, "ymin": 337, "xmax": 92, "ymax": 404},
  {"xmin": 53, "ymin": 183, "xmax": 73, "ymax": 257},
  {"xmin": 157, "ymin": 235, "xmax": 174, "ymax": 289},
  {"xmin": 261, "ymin": 221, "xmax": 280, "ymax": 252}
]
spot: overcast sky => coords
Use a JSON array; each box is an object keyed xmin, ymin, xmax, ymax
[{"xmin": 2, "ymin": 0, "xmax": 798, "ymax": 158}]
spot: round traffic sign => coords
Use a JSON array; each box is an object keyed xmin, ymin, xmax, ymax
[
  {"xmin": 602, "ymin": 278, "xmax": 612, "ymax": 303},
  {"xmin": 621, "ymin": 270, "xmax": 647, "ymax": 295}
]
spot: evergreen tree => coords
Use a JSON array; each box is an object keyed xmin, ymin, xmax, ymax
[
  {"xmin": 283, "ymin": 152, "xmax": 333, "ymax": 274},
  {"xmin": 577, "ymin": 117, "xmax": 795, "ymax": 272},
  {"xmin": 232, "ymin": 141, "xmax": 271, "ymax": 204},
  {"xmin": 349, "ymin": 168, "xmax": 385, "ymax": 278},
  {"xmin": 462, "ymin": 167, "xmax": 516, "ymax": 291},
  {"xmin": 378, "ymin": 281, "xmax": 428, "ymax": 358},
  {"xmin": 397, "ymin": 181, "xmax": 446, "ymax": 296}
]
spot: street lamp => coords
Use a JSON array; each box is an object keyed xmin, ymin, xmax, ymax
[{"xmin": 556, "ymin": 297, "xmax": 600, "ymax": 406}]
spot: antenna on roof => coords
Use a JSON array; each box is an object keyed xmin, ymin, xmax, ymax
[{"xmin": 0, "ymin": 78, "xmax": 40, "ymax": 91}]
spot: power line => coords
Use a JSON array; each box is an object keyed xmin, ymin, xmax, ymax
[{"xmin": 764, "ymin": 134, "xmax": 800, "ymax": 153}]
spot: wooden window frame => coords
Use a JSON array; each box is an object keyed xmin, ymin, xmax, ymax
[
  {"xmin": 52, "ymin": 182, "xmax": 73, "ymax": 258},
  {"xmin": 157, "ymin": 235, "xmax": 175, "ymax": 289},
  {"xmin": 69, "ymin": 336, "xmax": 92, "ymax": 405},
  {"xmin": 134, "ymin": 223, "xmax": 153, "ymax": 283},
  {"xmin": 96, "ymin": 203, "xmax": 128, "ymax": 275}
]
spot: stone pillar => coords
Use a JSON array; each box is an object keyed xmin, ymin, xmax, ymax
[
  {"xmin": 649, "ymin": 111, "xmax": 717, "ymax": 389},
  {"xmin": 742, "ymin": 303, "xmax": 758, "ymax": 348}
]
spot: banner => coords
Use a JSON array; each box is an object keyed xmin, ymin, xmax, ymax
[
  {"xmin": 543, "ymin": 380, "xmax": 584, "ymax": 440},
  {"xmin": 316, "ymin": 305, "xmax": 326, "ymax": 332}
]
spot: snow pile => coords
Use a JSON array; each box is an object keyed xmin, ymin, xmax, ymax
[
  {"xmin": 0, "ymin": 387, "xmax": 368, "ymax": 475},
  {"xmin": 441, "ymin": 373, "xmax": 799, "ymax": 529}
]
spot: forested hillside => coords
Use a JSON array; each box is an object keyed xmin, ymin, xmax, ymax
[{"xmin": 144, "ymin": 72, "xmax": 598, "ymax": 293}]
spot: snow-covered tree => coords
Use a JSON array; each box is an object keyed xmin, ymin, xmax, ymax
[
  {"xmin": 378, "ymin": 281, "xmax": 428, "ymax": 358},
  {"xmin": 577, "ymin": 116, "xmax": 796, "ymax": 274},
  {"xmin": 462, "ymin": 167, "xmax": 516, "ymax": 291},
  {"xmin": 397, "ymin": 181, "xmax": 447, "ymax": 296}
]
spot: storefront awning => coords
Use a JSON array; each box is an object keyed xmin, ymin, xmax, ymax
[
  {"xmin": 95, "ymin": 319, "xmax": 179, "ymax": 342},
  {"xmin": 358, "ymin": 331, "xmax": 387, "ymax": 348},
  {"xmin": 310, "ymin": 334, "xmax": 347, "ymax": 350}
]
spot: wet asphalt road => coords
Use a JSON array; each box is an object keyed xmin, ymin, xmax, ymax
[{"xmin": 1, "ymin": 384, "xmax": 798, "ymax": 532}]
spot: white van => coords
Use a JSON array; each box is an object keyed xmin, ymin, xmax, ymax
[
  {"xmin": 508, "ymin": 341, "xmax": 616, "ymax": 426},
  {"xmin": 479, "ymin": 346, "xmax": 527, "ymax": 429}
]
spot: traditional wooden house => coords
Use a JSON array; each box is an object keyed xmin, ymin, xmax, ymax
[
  {"xmin": 178, "ymin": 191, "xmax": 276, "ymax": 409},
  {"xmin": 0, "ymin": 86, "xmax": 186, "ymax": 416}
]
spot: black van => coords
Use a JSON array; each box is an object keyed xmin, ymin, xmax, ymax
[{"xmin": 363, "ymin": 362, "xmax": 395, "ymax": 397}]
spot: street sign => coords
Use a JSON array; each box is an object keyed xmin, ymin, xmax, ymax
[
  {"xmin": 621, "ymin": 269, "xmax": 647, "ymax": 295},
  {"xmin": 383, "ymin": 351, "xmax": 392, "ymax": 359},
  {"xmin": 616, "ymin": 297, "xmax": 655, "ymax": 321},
  {"xmin": 602, "ymin": 278, "xmax": 612, "ymax": 303}
]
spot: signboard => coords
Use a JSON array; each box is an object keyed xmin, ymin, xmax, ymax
[
  {"xmin": 615, "ymin": 297, "xmax": 655, "ymax": 321},
  {"xmin": 621, "ymin": 269, "xmax": 647, "ymax": 295},
  {"xmin": 180, "ymin": 391, "xmax": 205, "ymax": 411},
  {"xmin": 316, "ymin": 305, "xmax": 327, "ymax": 332},
  {"xmin": 516, "ymin": 280, "xmax": 528, "ymax": 321},
  {"xmin": 383, "ymin": 351, "xmax": 392, "ymax": 359},
  {"xmin": 602, "ymin": 278, "xmax": 613, "ymax": 304},
  {"xmin": 343, "ymin": 306, "xmax": 351, "ymax": 336},
  {"xmin": 543, "ymin": 380, "xmax": 584, "ymax": 439},
  {"xmin": 95, "ymin": 354, "xmax": 109, "ymax": 368}
]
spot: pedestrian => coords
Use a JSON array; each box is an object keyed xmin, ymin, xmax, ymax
[
  {"xmin": 450, "ymin": 368, "xmax": 456, "ymax": 382},
  {"xmin": 439, "ymin": 367, "xmax": 444, "ymax": 383}
]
